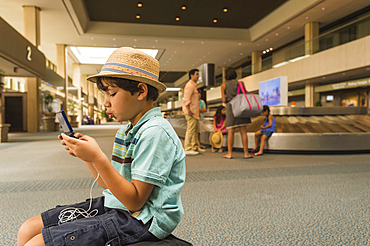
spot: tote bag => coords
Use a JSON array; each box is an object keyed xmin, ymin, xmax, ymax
[{"xmin": 229, "ymin": 81, "xmax": 263, "ymax": 118}]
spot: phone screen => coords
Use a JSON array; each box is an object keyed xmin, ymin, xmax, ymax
[{"xmin": 56, "ymin": 110, "xmax": 77, "ymax": 138}]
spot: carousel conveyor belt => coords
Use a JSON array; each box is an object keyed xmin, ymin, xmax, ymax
[{"xmin": 167, "ymin": 107, "xmax": 370, "ymax": 153}]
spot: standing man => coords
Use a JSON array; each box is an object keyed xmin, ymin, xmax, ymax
[{"xmin": 183, "ymin": 69, "xmax": 203, "ymax": 155}]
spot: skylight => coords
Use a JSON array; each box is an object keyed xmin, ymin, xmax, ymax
[{"xmin": 70, "ymin": 47, "xmax": 159, "ymax": 64}]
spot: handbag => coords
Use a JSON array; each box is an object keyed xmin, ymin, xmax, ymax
[{"xmin": 229, "ymin": 81, "xmax": 263, "ymax": 118}]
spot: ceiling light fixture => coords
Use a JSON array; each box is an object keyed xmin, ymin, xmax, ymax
[
  {"xmin": 182, "ymin": 5, "xmax": 186, "ymax": 10},
  {"xmin": 137, "ymin": 2, "xmax": 143, "ymax": 7},
  {"xmin": 223, "ymin": 8, "xmax": 228, "ymax": 13},
  {"xmin": 287, "ymin": 26, "xmax": 290, "ymax": 29},
  {"xmin": 136, "ymin": 14, "xmax": 141, "ymax": 19},
  {"xmin": 213, "ymin": 18, "xmax": 218, "ymax": 23},
  {"xmin": 322, "ymin": 7, "xmax": 325, "ymax": 10},
  {"xmin": 175, "ymin": 16, "xmax": 180, "ymax": 21}
]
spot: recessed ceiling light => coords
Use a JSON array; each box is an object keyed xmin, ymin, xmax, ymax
[
  {"xmin": 257, "ymin": 43, "xmax": 260, "ymax": 46},
  {"xmin": 181, "ymin": 41, "xmax": 184, "ymax": 44},
  {"xmin": 322, "ymin": 7, "xmax": 325, "ymax": 10},
  {"xmin": 305, "ymin": 16, "xmax": 309, "ymax": 19},
  {"xmin": 155, "ymin": 40, "xmax": 158, "ymax": 42},
  {"xmin": 239, "ymin": 43, "xmax": 242, "ymax": 45},
  {"xmin": 134, "ymin": 39, "xmax": 137, "ymax": 42},
  {"xmin": 175, "ymin": 16, "xmax": 180, "ymax": 21},
  {"xmin": 213, "ymin": 18, "xmax": 218, "ymax": 23},
  {"xmin": 201, "ymin": 42, "xmax": 204, "ymax": 44},
  {"xmin": 136, "ymin": 14, "xmax": 141, "ymax": 19},
  {"xmin": 137, "ymin": 2, "xmax": 143, "ymax": 7},
  {"xmin": 91, "ymin": 37, "xmax": 94, "ymax": 40},
  {"xmin": 223, "ymin": 8, "xmax": 228, "ymax": 13},
  {"xmin": 208, "ymin": 52, "xmax": 210, "ymax": 54},
  {"xmin": 174, "ymin": 51, "xmax": 177, "ymax": 53},
  {"xmin": 367, "ymin": 68, "xmax": 370, "ymax": 70},
  {"xmin": 342, "ymin": 73, "xmax": 346, "ymax": 75},
  {"xmin": 266, "ymin": 38, "xmax": 269, "ymax": 41},
  {"xmin": 263, "ymin": 51, "xmax": 266, "ymax": 54},
  {"xmin": 270, "ymin": 48, "xmax": 273, "ymax": 51},
  {"xmin": 113, "ymin": 38, "xmax": 116, "ymax": 41},
  {"xmin": 287, "ymin": 26, "xmax": 291, "ymax": 29},
  {"xmin": 240, "ymin": 53, "xmax": 243, "ymax": 55},
  {"xmin": 323, "ymin": 77, "xmax": 326, "ymax": 79},
  {"xmin": 275, "ymin": 33, "xmax": 279, "ymax": 36},
  {"xmin": 182, "ymin": 5, "xmax": 186, "ymax": 10}
]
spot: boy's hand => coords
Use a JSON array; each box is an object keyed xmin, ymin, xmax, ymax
[{"xmin": 59, "ymin": 133, "xmax": 105, "ymax": 163}]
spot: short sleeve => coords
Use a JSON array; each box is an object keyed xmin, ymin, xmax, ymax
[{"xmin": 131, "ymin": 125, "xmax": 176, "ymax": 188}]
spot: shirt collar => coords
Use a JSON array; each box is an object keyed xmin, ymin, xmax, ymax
[{"xmin": 124, "ymin": 107, "xmax": 161, "ymax": 136}]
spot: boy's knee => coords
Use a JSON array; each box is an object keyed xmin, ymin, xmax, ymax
[{"xmin": 18, "ymin": 215, "xmax": 43, "ymax": 241}]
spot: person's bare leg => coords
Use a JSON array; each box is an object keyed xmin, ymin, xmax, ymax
[
  {"xmin": 254, "ymin": 131, "xmax": 262, "ymax": 149},
  {"xmin": 24, "ymin": 233, "xmax": 45, "ymax": 246},
  {"xmin": 255, "ymin": 135, "xmax": 268, "ymax": 155},
  {"xmin": 240, "ymin": 126, "xmax": 252, "ymax": 158},
  {"xmin": 223, "ymin": 128, "xmax": 234, "ymax": 158},
  {"xmin": 18, "ymin": 215, "xmax": 44, "ymax": 246}
]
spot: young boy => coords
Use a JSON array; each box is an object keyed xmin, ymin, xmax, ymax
[{"xmin": 17, "ymin": 47, "xmax": 186, "ymax": 246}]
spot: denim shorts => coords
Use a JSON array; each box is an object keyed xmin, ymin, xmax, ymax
[
  {"xmin": 262, "ymin": 131, "xmax": 273, "ymax": 138},
  {"xmin": 41, "ymin": 196, "xmax": 157, "ymax": 246}
]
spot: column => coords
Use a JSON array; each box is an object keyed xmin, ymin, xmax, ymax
[
  {"xmin": 56, "ymin": 44, "xmax": 67, "ymax": 111},
  {"xmin": 23, "ymin": 6, "xmax": 41, "ymax": 132},
  {"xmin": 222, "ymin": 67, "xmax": 227, "ymax": 83},
  {"xmin": 305, "ymin": 83, "xmax": 319, "ymax": 107},
  {"xmin": 88, "ymin": 82, "xmax": 95, "ymax": 120},
  {"xmin": 72, "ymin": 63, "xmax": 82, "ymax": 126},
  {"xmin": 251, "ymin": 51, "xmax": 262, "ymax": 74},
  {"xmin": 304, "ymin": 22, "xmax": 319, "ymax": 55}
]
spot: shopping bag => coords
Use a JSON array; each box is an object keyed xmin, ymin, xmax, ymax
[{"xmin": 229, "ymin": 81, "xmax": 263, "ymax": 118}]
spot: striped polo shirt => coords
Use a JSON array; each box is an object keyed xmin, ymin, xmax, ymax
[{"xmin": 103, "ymin": 107, "xmax": 186, "ymax": 239}]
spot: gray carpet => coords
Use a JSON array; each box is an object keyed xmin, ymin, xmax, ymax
[{"xmin": 1, "ymin": 125, "xmax": 370, "ymax": 245}]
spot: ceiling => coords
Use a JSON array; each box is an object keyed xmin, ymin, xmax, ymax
[
  {"xmin": 83, "ymin": 0, "xmax": 288, "ymax": 29},
  {"xmin": 0, "ymin": 0, "xmax": 370, "ymax": 95}
]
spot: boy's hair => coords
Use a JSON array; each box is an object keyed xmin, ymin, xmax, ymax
[
  {"xmin": 214, "ymin": 105, "xmax": 226, "ymax": 124},
  {"xmin": 97, "ymin": 77, "xmax": 159, "ymax": 101},
  {"xmin": 189, "ymin": 69, "xmax": 199, "ymax": 79},
  {"xmin": 225, "ymin": 67, "xmax": 237, "ymax": 80},
  {"xmin": 263, "ymin": 105, "xmax": 270, "ymax": 118}
]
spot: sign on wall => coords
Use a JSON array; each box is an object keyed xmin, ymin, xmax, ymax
[{"xmin": 259, "ymin": 76, "xmax": 288, "ymax": 106}]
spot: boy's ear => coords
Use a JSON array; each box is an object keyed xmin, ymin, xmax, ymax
[{"xmin": 137, "ymin": 83, "xmax": 148, "ymax": 100}]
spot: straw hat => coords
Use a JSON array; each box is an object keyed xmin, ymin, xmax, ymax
[
  {"xmin": 209, "ymin": 130, "xmax": 223, "ymax": 149},
  {"xmin": 87, "ymin": 47, "xmax": 166, "ymax": 93}
]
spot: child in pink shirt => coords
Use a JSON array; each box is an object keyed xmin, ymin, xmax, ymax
[{"xmin": 212, "ymin": 106, "xmax": 226, "ymax": 152}]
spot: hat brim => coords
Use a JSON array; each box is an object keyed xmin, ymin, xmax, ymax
[
  {"xmin": 87, "ymin": 72, "xmax": 167, "ymax": 94},
  {"xmin": 209, "ymin": 131, "xmax": 223, "ymax": 149}
]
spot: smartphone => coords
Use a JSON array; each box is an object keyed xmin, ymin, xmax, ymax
[{"xmin": 56, "ymin": 110, "xmax": 77, "ymax": 138}]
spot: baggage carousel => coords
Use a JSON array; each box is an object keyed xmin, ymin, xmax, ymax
[{"xmin": 167, "ymin": 107, "xmax": 370, "ymax": 153}]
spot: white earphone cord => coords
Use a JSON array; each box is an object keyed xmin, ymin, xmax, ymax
[{"xmin": 58, "ymin": 173, "xmax": 100, "ymax": 225}]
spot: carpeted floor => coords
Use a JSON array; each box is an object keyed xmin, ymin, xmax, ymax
[{"xmin": 1, "ymin": 124, "xmax": 370, "ymax": 245}]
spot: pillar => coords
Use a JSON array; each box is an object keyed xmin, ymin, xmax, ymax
[
  {"xmin": 72, "ymin": 63, "xmax": 82, "ymax": 126},
  {"xmin": 23, "ymin": 6, "xmax": 42, "ymax": 132},
  {"xmin": 88, "ymin": 82, "xmax": 95, "ymax": 120},
  {"xmin": 304, "ymin": 22, "xmax": 319, "ymax": 55},
  {"xmin": 56, "ymin": 44, "xmax": 67, "ymax": 111},
  {"xmin": 222, "ymin": 67, "xmax": 227, "ymax": 83},
  {"xmin": 251, "ymin": 51, "xmax": 262, "ymax": 74},
  {"xmin": 305, "ymin": 83, "xmax": 319, "ymax": 107}
]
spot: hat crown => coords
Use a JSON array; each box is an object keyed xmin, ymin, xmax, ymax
[
  {"xmin": 105, "ymin": 47, "xmax": 159, "ymax": 78},
  {"xmin": 212, "ymin": 134, "xmax": 221, "ymax": 143}
]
